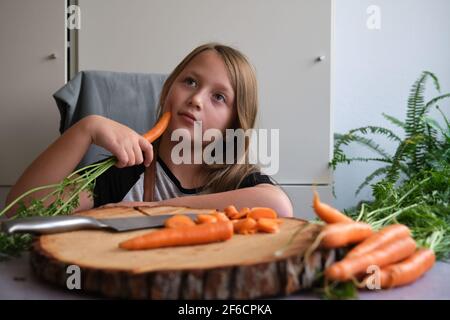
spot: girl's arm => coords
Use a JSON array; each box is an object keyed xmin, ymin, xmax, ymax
[
  {"xmin": 107, "ymin": 184, "xmax": 294, "ymax": 217},
  {"xmin": 5, "ymin": 115, "xmax": 153, "ymax": 217}
]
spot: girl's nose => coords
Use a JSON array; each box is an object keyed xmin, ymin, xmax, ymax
[{"xmin": 188, "ymin": 91, "xmax": 204, "ymax": 110}]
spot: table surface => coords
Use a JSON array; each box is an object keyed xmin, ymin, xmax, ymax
[{"xmin": 1, "ymin": 253, "xmax": 449, "ymax": 300}]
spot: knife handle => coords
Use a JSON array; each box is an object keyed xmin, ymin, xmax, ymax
[{"xmin": 1, "ymin": 216, "xmax": 108, "ymax": 235}]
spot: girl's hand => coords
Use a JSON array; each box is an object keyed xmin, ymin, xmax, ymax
[{"xmin": 85, "ymin": 115, "xmax": 153, "ymax": 168}]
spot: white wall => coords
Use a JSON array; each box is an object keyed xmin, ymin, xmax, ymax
[{"xmin": 332, "ymin": 0, "xmax": 450, "ymax": 210}]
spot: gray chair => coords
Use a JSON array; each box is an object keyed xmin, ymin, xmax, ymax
[{"xmin": 53, "ymin": 70, "xmax": 168, "ymax": 169}]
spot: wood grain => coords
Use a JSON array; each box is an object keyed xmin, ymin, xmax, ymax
[{"xmin": 30, "ymin": 206, "xmax": 336, "ymax": 299}]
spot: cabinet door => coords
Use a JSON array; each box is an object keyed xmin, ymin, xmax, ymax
[
  {"xmin": 0, "ymin": 0, "xmax": 66, "ymax": 185},
  {"xmin": 77, "ymin": 0, "xmax": 333, "ymax": 185}
]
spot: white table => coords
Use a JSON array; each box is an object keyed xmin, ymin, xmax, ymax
[{"xmin": 1, "ymin": 253, "xmax": 449, "ymax": 300}]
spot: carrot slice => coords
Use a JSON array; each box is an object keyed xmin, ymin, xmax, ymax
[
  {"xmin": 346, "ymin": 224, "xmax": 411, "ymax": 258},
  {"xmin": 233, "ymin": 217, "xmax": 258, "ymax": 235},
  {"xmin": 196, "ymin": 214, "xmax": 218, "ymax": 224},
  {"xmin": 119, "ymin": 221, "xmax": 234, "ymax": 250},
  {"xmin": 313, "ymin": 190, "xmax": 353, "ymax": 224},
  {"xmin": 247, "ymin": 207, "xmax": 277, "ymax": 220},
  {"xmin": 164, "ymin": 214, "xmax": 196, "ymax": 228},
  {"xmin": 325, "ymin": 236, "xmax": 417, "ymax": 281},
  {"xmin": 213, "ymin": 212, "xmax": 230, "ymax": 222},
  {"xmin": 224, "ymin": 205, "xmax": 240, "ymax": 219},
  {"xmin": 257, "ymin": 218, "xmax": 280, "ymax": 233},
  {"xmin": 320, "ymin": 222, "xmax": 373, "ymax": 249}
]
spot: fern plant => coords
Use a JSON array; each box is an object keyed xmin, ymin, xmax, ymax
[
  {"xmin": 330, "ymin": 71, "xmax": 450, "ymax": 194},
  {"xmin": 330, "ymin": 71, "xmax": 450, "ymax": 260}
]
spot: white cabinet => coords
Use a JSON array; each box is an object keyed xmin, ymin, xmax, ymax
[
  {"xmin": 76, "ymin": 0, "xmax": 334, "ymax": 217},
  {"xmin": 0, "ymin": 0, "xmax": 66, "ymax": 208}
]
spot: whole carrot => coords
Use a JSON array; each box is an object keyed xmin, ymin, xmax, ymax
[
  {"xmin": 164, "ymin": 214, "xmax": 196, "ymax": 228},
  {"xmin": 365, "ymin": 248, "xmax": 436, "ymax": 289},
  {"xmin": 247, "ymin": 207, "xmax": 277, "ymax": 220},
  {"xmin": 119, "ymin": 220, "xmax": 234, "ymax": 250},
  {"xmin": 346, "ymin": 224, "xmax": 411, "ymax": 258},
  {"xmin": 313, "ymin": 191, "xmax": 353, "ymax": 224},
  {"xmin": 320, "ymin": 222, "xmax": 373, "ymax": 249},
  {"xmin": 325, "ymin": 236, "xmax": 417, "ymax": 281},
  {"xmin": 142, "ymin": 112, "xmax": 171, "ymax": 142}
]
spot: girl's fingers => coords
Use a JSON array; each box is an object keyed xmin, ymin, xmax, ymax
[
  {"xmin": 139, "ymin": 138, "xmax": 153, "ymax": 167},
  {"xmin": 115, "ymin": 147, "xmax": 129, "ymax": 168},
  {"xmin": 133, "ymin": 142, "xmax": 144, "ymax": 166},
  {"xmin": 126, "ymin": 144, "xmax": 136, "ymax": 166}
]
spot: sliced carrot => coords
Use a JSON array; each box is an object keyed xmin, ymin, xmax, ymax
[
  {"xmin": 257, "ymin": 218, "xmax": 280, "ymax": 233},
  {"xmin": 233, "ymin": 217, "xmax": 258, "ymax": 235},
  {"xmin": 320, "ymin": 222, "xmax": 373, "ymax": 249},
  {"xmin": 365, "ymin": 248, "xmax": 436, "ymax": 289},
  {"xmin": 247, "ymin": 207, "xmax": 277, "ymax": 220},
  {"xmin": 325, "ymin": 236, "xmax": 417, "ymax": 281},
  {"xmin": 196, "ymin": 214, "xmax": 218, "ymax": 224},
  {"xmin": 164, "ymin": 214, "xmax": 196, "ymax": 228},
  {"xmin": 119, "ymin": 221, "xmax": 234, "ymax": 250},
  {"xmin": 142, "ymin": 112, "xmax": 171, "ymax": 143},
  {"xmin": 236, "ymin": 207, "xmax": 251, "ymax": 219},
  {"xmin": 213, "ymin": 212, "xmax": 230, "ymax": 222},
  {"xmin": 224, "ymin": 205, "xmax": 240, "ymax": 219},
  {"xmin": 313, "ymin": 190, "xmax": 353, "ymax": 224},
  {"xmin": 346, "ymin": 224, "xmax": 411, "ymax": 258}
]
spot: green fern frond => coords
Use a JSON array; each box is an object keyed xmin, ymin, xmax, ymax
[
  {"xmin": 345, "ymin": 157, "xmax": 392, "ymax": 164},
  {"xmin": 334, "ymin": 133, "xmax": 391, "ymax": 159},
  {"xmin": 404, "ymin": 71, "xmax": 442, "ymax": 172},
  {"xmin": 349, "ymin": 126, "xmax": 402, "ymax": 142},
  {"xmin": 355, "ymin": 166, "xmax": 391, "ymax": 195},
  {"xmin": 423, "ymin": 93, "xmax": 450, "ymax": 116},
  {"xmin": 382, "ymin": 113, "xmax": 406, "ymax": 129}
]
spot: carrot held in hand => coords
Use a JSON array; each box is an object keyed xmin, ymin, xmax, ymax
[
  {"xmin": 325, "ymin": 236, "xmax": 417, "ymax": 281},
  {"xmin": 365, "ymin": 248, "xmax": 436, "ymax": 289},
  {"xmin": 346, "ymin": 224, "xmax": 411, "ymax": 258},
  {"xmin": 247, "ymin": 207, "xmax": 277, "ymax": 220},
  {"xmin": 142, "ymin": 111, "xmax": 171, "ymax": 143},
  {"xmin": 320, "ymin": 222, "xmax": 373, "ymax": 249},
  {"xmin": 119, "ymin": 220, "xmax": 234, "ymax": 250},
  {"xmin": 164, "ymin": 214, "xmax": 196, "ymax": 228},
  {"xmin": 313, "ymin": 190, "xmax": 353, "ymax": 224}
]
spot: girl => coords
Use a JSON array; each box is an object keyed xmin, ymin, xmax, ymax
[{"xmin": 6, "ymin": 43, "xmax": 293, "ymax": 217}]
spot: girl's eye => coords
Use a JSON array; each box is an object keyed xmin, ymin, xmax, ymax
[
  {"xmin": 184, "ymin": 77, "xmax": 197, "ymax": 87},
  {"xmin": 214, "ymin": 94, "xmax": 226, "ymax": 103}
]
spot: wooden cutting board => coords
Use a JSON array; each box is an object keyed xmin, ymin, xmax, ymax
[{"xmin": 30, "ymin": 206, "xmax": 337, "ymax": 299}]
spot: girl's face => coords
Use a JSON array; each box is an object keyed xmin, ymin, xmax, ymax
[{"xmin": 163, "ymin": 50, "xmax": 236, "ymax": 140}]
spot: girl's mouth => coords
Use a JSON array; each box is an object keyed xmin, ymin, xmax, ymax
[{"xmin": 178, "ymin": 111, "xmax": 198, "ymax": 125}]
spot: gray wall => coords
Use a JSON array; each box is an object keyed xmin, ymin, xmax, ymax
[{"xmin": 332, "ymin": 0, "xmax": 450, "ymax": 210}]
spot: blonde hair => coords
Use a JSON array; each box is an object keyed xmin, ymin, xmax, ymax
[{"xmin": 155, "ymin": 43, "xmax": 261, "ymax": 193}]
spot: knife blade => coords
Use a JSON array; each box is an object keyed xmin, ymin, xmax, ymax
[{"xmin": 0, "ymin": 213, "xmax": 198, "ymax": 235}]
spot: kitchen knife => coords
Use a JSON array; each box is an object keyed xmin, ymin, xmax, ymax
[{"xmin": 0, "ymin": 214, "xmax": 198, "ymax": 235}]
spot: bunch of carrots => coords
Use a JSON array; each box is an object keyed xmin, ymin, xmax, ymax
[
  {"xmin": 119, "ymin": 206, "xmax": 282, "ymax": 250},
  {"xmin": 312, "ymin": 190, "xmax": 436, "ymax": 289}
]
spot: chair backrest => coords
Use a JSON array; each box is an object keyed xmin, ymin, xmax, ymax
[{"xmin": 53, "ymin": 70, "xmax": 168, "ymax": 168}]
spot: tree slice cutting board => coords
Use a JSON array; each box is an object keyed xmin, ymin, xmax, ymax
[{"xmin": 30, "ymin": 206, "xmax": 337, "ymax": 299}]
